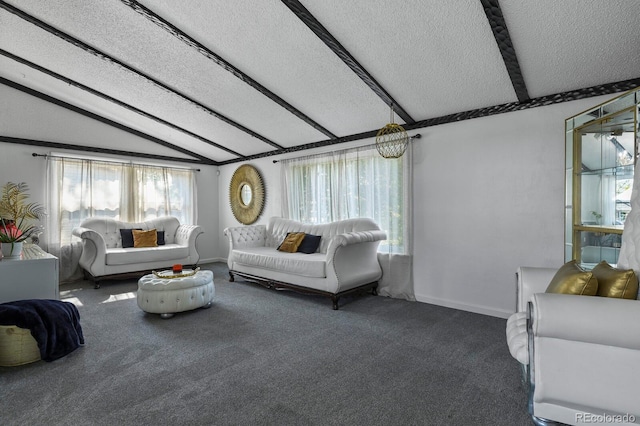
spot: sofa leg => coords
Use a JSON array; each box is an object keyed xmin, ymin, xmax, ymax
[
  {"xmin": 372, "ymin": 287, "xmax": 378, "ymax": 296},
  {"xmin": 332, "ymin": 296, "xmax": 339, "ymax": 310},
  {"xmin": 82, "ymin": 270, "xmax": 101, "ymax": 289},
  {"xmin": 229, "ymin": 271, "xmax": 235, "ymax": 282}
]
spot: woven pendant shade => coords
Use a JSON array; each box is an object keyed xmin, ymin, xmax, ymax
[{"xmin": 376, "ymin": 105, "xmax": 409, "ymax": 159}]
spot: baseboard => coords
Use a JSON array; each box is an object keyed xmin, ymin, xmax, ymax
[
  {"xmin": 199, "ymin": 257, "xmax": 227, "ymax": 264},
  {"xmin": 414, "ymin": 293, "xmax": 513, "ymax": 319}
]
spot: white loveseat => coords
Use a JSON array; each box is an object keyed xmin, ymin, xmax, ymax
[
  {"xmin": 507, "ymin": 267, "xmax": 640, "ymax": 425},
  {"xmin": 224, "ymin": 217, "xmax": 386, "ymax": 309},
  {"xmin": 72, "ymin": 216, "xmax": 203, "ymax": 288}
]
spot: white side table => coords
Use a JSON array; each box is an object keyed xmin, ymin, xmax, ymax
[{"xmin": 0, "ymin": 244, "xmax": 59, "ymax": 303}]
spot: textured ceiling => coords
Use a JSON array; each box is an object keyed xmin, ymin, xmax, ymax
[{"xmin": 1, "ymin": 0, "xmax": 639, "ymax": 166}]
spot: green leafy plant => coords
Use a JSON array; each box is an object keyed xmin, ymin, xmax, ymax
[{"xmin": 0, "ymin": 182, "xmax": 45, "ymax": 243}]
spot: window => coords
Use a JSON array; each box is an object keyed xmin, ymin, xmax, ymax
[
  {"xmin": 281, "ymin": 144, "xmax": 411, "ymax": 254},
  {"xmin": 47, "ymin": 156, "xmax": 196, "ymax": 247}
]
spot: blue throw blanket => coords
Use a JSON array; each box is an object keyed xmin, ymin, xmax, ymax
[{"xmin": 0, "ymin": 299, "xmax": 84, "ymax": 362}]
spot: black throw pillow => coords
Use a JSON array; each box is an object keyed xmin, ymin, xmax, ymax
[
  {"xmin": 156, "ymin": 230, "xmax": 165, "ymax": 246},
  {"xmin": 120, "ymin": 228, "xmax": 142, "ymax": 248},
  {"xmin": 297, "ymin": 234, "xmax": 321, "ymax": 254}
]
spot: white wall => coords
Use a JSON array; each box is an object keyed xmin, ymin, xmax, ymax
[
  {"xmin": 217, "ymin": 95, "xmax": 615, "ymax": 318},
  {"xmin": 412, "ymin": 102, "xmax": 574, "ymax": 318}
]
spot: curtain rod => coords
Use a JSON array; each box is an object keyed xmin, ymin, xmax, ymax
[
  {"xmin": 32, "ymin": 153, "xmax": 201, "ymax": 172},
  {"xmin": 272, "ymin": 133, "xmax": 421, "ymax": 163}
]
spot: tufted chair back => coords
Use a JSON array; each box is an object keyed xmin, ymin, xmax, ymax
[
  {"xmin": 266, "ymin": 217, "xmax": 382, "ymax": 253},
  {"xmin": 225, "ymin": 225, "xmax": 267, "ymax": 248},
  {"xmin": 78, "ymin": 216, "xmax": 181, "ymax": 248}
]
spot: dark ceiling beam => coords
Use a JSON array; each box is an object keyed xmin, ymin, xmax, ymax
[
  {"xmin": 0, "ymin": 136, "xmax": 209, "ymax": 166},
  {"xmin": 0, "ymin": 49, "xmax": 245, "ymax": 159},
  {"xmin": 0, "ymin": 1, "xmax": 283, "ymax": 151},
  {"xmin": 0, "ymin": 76, "xmax": 217, "ymax": 165},
  {"xmin": 404, "ymin": 78, "xmax": 640, "ymax": 131},
  {"xmin": 480, "ymin": 0, "xmax": 530, "ymax": 102},
  {"xmin": 281, "ymin": 0, "xmax": 415, "ymax": 125},
  {"xmin": 119, "ymin": 0, "xmax": 338, "ymax": 140},
  {"xmin": 219, "ymin": 77, "xmax": 640, "ymax": 165}
]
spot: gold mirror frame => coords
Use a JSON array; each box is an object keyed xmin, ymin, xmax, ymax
[{"xmin": 229, "ymin": 164, "xmax": 265, "ymax": 225}]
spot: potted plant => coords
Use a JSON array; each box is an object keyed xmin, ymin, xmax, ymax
[{"xmin": 0, "ymin": 182, "xmax": 45, "ymax": 259}]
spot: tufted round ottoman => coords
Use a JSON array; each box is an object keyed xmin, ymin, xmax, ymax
[{"xmin": 137, "ymin": 270, "xmax": 214, "ymax": 319}]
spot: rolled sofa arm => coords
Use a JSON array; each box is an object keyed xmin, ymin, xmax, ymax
[
  {"xmin": 326, "ymin": 230, "xmax": 387, "ymax": 290},
  {"xmin": 72, "ymin": 226, "xmax": 107, "ymax": 276},
  {"xmin": 224, "ymin": 225, "xmax": 267, "ymax": 249},
  {"xmin": 175, "ymin": 224, "xmax": 203, "ymax": 247},
  {"xmin": 326, "ymin": 230, "xmax": 388, "ymax": 250},
  {"xmin": 531, "ymin": 293, "xmax": 640, "ymax": 349},
  {"xmin": 529, "ymin": 293, "xmax": 640, "ymax": 417},
  {"xmin": 72, "ymin": 226, "xmax": 103, "ymax": 242},
  {"xmin": 516, "ymin": 266, "xmax": 558, "ymax": 313},
  {"xmin": 175, "ymin": 225, "xmax": 203, "ymax": 264}
]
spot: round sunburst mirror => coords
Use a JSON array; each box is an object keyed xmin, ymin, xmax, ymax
[{"xmin": 229, "ymin": 164, "xmax": 265, "ymax": 225}]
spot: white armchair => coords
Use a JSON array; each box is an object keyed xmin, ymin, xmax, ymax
[
  {"xmin": 508, "ymin": 129, "xmax": 640, "ymax": 425},
  {"xmin": 508, "ymin": 267, "xmax": 640, "ymax": 425}
]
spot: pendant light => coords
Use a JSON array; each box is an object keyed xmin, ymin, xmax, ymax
[{"xmin": 375, "ymin": 104, "xmax": 409, "ymax": 159}]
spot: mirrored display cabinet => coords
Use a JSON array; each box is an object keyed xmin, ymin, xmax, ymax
[{"xmin": 566, "ymin": 87, "xmax": 640, "ymax": 267}]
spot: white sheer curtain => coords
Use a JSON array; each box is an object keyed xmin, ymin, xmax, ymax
[
  {"xmin": 131, "ymin": 165, "xmax": 197, "ymax": 223},
  {"xmin": 46, "ymin": 156, "xmax": 197, "ymax": 282},
  {"xmin": 281, "ymin": 144, "xmax": 414, "ymax": 300}
]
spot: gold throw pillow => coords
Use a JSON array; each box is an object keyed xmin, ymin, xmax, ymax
[
  {"xmin": 592, "ymin": 261, "xmax": 638, "ymax": 299},
  {"xmin": 277, "ymin": 232, "xmax": 305, "ymax": 253},
  {"xmin": 133, "ymin": 229, "xmax": 158, "ymax": 248},
  {"xmin": 545, "ymin": 260, "xmax": 598, "ymax": 296}
]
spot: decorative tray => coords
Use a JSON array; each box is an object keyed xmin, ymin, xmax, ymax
[{"xmin": 152, "ymin": 267, "xmax": 200, "ymax": 279}]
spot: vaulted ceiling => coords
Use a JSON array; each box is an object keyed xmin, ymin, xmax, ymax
[{"xmin": 1, "ymin": 0, "xmax": 639, "ymax": 166}]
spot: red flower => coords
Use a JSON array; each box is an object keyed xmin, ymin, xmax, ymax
[{"xmin": 0, "ymin": 222, "xmax": 23, "ymax": 240}]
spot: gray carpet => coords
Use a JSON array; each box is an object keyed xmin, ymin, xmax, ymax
[{"xmin": 0, "ymin": 263, "xmax": 532, "ymax": 426}]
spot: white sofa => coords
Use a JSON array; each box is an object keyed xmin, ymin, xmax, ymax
[
  {"xmin": 224, "ymin": 217, "xmax": 386, "ymax": 309},
  {"xmin": 507, "ymin": 267, "xmax": 640, "ymax": 425},
  {"xmin": 72, "ymin": 216, "xmax": 203, "ymax": 288}
]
